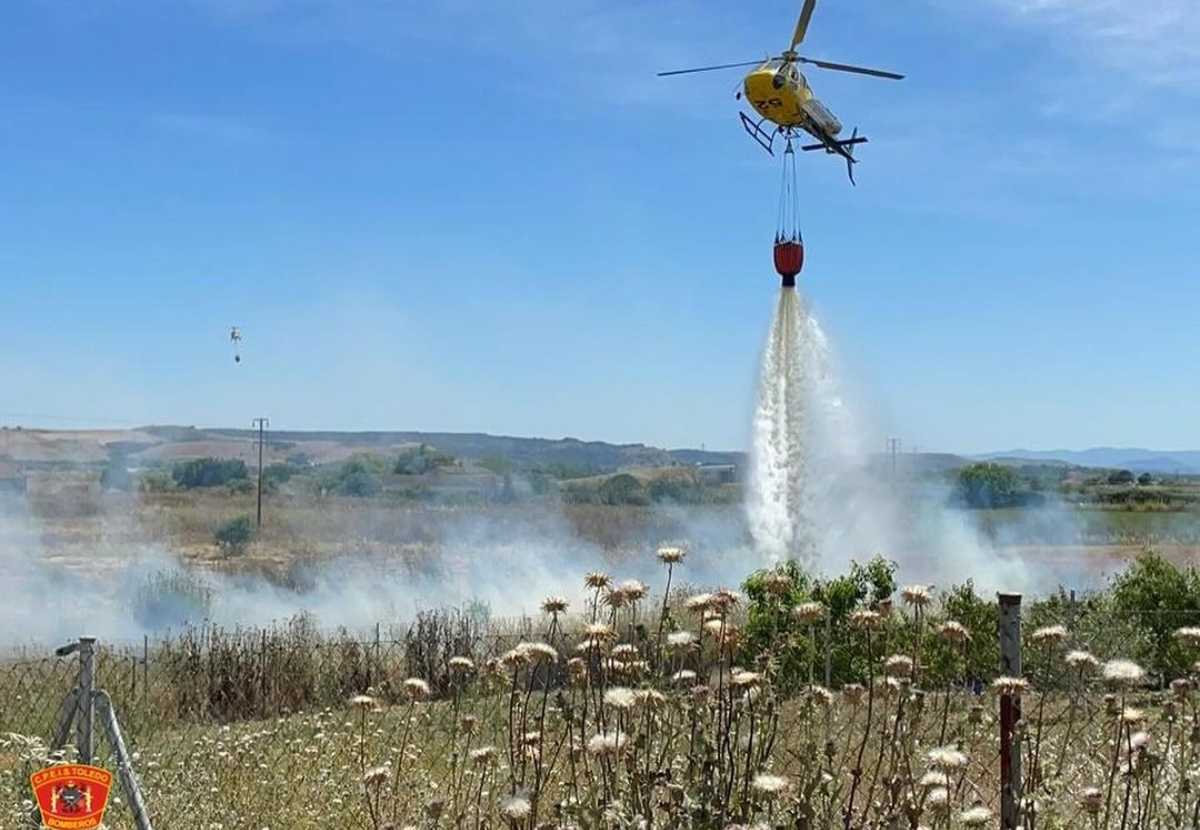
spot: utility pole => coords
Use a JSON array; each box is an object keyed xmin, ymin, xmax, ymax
[
  {"xmin": 887, "ymin": 438, "xmax": 901, "ymax": 483},
  {"xmin": 253, "ymin": 417, "xmax": 269, "ymax": 528}
]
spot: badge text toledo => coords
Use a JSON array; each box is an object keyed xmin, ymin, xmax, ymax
[{"xmin": 30, "ymin": 764, "xmax": 113, "ymax": 829}]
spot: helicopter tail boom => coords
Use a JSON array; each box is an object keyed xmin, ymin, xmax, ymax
[{"xmin": 801, "ymin": 128, "xmax": 866, "ymax": 184}]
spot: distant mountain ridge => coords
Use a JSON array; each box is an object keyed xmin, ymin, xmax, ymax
[{"xmin": 979, "ymin": 448, "xmax": 1200, "ymax": 474}]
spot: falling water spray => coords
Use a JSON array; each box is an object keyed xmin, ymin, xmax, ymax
[{"xmin": 746, "ymin": 285, "xmax": 841, "ymax": 565}]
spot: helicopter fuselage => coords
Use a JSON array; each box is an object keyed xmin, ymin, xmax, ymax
[{"xmin": 743, "ymin": 59, "xmax": 842, "ymax": 140}]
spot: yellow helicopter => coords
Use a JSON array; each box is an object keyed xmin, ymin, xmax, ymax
[{"xmin": 658, "ymin": 0, "xmax": 903, "ymax": 184}]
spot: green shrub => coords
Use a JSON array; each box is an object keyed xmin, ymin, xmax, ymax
[
  {"xmin": 173, "ymin": 457, "xmax": 249, "ymax": 489},
  {"xmin": 394, "ymin": 445, "xmax": 455, "ymax": 475},
  {"xmin": 138, "ymin": 469, "xmax": 175, "ymax": 493},
  {"xmin": 214, "ymin": 515, "xmax": 255, "ymax": 554},
  {"xmin": 338, "ymin": 469, "xmax": 381, "ymax": 497},
  {"xmin": 1109, "ymin": 550, "xmax": 1200, "ymax": 679},
  {"xmin": 741, "ymin": 555, "xmax": 897, "ymax": 691},
  {"xmin": 228, "ymin": 478, "xmax": 254, "ymax": 495}
]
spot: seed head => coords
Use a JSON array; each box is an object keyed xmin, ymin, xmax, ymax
[
  {"xmin": 362, "ymin": 765, "xmax": 389, "ymax": 787},
  {"xmin": 617, "ymin": 579, "xmax": 648, "ymax": 602},
  {"xmin": 469, "ymin": 746, "xmax": 497, "ymax": 764},
  {"xmin": 850, "ymin": 609, "xmax": 881, "ymax": 629},
  {"xmin": 517, "ymin": 641, "xmax": 558, "ymax": 663},
  {"xmin": 403, "ymin": 678, "xmax": 431, "ymax": 701},
  {"xmin": 711, "ymin": 588, "xmax": 741, "ymax": 610},
  {"xmin": 1120, "ymin": 706, "xmax": 1145, "ymax": 724},
  {"xmin": 926, "ymin": 787, "xmax": 950, "ymax": 811},
  {"xmin": 584, "ymin": 571, "xmax": 610, "ymax": 589},
  {"xmin": 604, "ymin": 687, "xmax": 638, "ymax": 710},
  {"xmin": 1081, "ymin": 787, "xmax": 1103, "ymax": 814},
  {"xmin": 731, "ymin": 670, "xmax": 762, "ymax": 689},
  {"xmin": 751, "ymin": 773, "xmax": 789, "ymax": 796},
  {"xmin": 587, "ymin": 731, "xmax": 627, "ymax": 757},
  {"xmin": 666, "ymin": 630, "xmax": 696, "ymax": 649},
  {"xmin": 804, "ymin": 685, "xmax": 834, "ymax": 706},
  {"xmin": 672, "ymin": 669, "xmax": 696, "ymax": 684},
  {"xmin": 927, "ymin": 746, "xmax": 969, "ymax": 770},
  {"xmin": 793, "ymin": 601, "xmax": 825, "ymax": 624},
  {"xmin": 1031, "ymin": 624, "xmax": 1068, "ymax": 646},
  {"xmin": 1175, "ymin": 627, "xmax": 1200, "ymax": 647},
  {"xmin": 884, "ymin": 654, "xmax": 914, "ymax": 678},
  {"xmin": 448, "ymin": 656, "xmax": 474, "ymax": 673},
  {"xmin": 685, "ymin": 593, "xmax": 714, "ymax": 613},
  {"xmin": 937, "ymin": 621, "xmax": 970, "ymax": 643},
  {"xmin": 500, "ymin": 794, "xmax": 531, "ymax": 820},
  {"xmin": 991, "ymin": 676, "xmax": 1029, "ymax": 696},
  {"xmin": 919, "ymin": 771, "xmax": 948, "ymax": 789},
  {"xmin": 501, "ymin": 648, "xmax": 529, "ymax": 669},
  {"xmin": 541, "ymin": 596, "xmax": 568, "ymax": 614},
  {"xmin": 349, "ymin": 694, "xmax": 378, "ymax": 710},
  {"xmin": 959, "ymin": 805, "xmax": 992, "ymax": 827},
  {"xmin": 1171, "ymin": 678, "xmax": 1192, "ymax": 699},
  {"xmin": 1065, "ymin": 650, "xmax": 1098, "ymax": 670},
  {"xmin": 762, "ymin": 571, "xmax": 793, "ymax": 596},
  {"xmin": 611, "ymin": 643, "xmax": 640, "ymax": 662},
  {"xmin": 582, "ymin": 622, "xmax": 615, "ymax": 643},
  {"xmin": 901, "ymin": 585, "xmax": 931, "ymax": 607},
  {"xmin": 656, "ymin": 545, "xmax": 686, "ymax": 564},
  {"xmin": 1103, "ymin": 659, "xmax": 1146, "ymax": 686}
]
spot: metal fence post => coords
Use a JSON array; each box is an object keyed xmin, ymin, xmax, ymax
[
  {"xmin": 76, "ymin": 637, "xmax": 97, "ymax": 764},
  {"xmin": 998, "ymin": 594, "xmax": 1023, "ymax": 830}
]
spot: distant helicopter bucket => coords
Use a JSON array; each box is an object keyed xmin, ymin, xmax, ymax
[{"xmin": 774, "ymin": 139, "xmax": 803, "ymax": 287}]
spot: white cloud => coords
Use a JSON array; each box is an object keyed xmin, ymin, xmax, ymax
[{"xmin": 987, "ymin": 0, "xmax": 1200, "ymax": 87}]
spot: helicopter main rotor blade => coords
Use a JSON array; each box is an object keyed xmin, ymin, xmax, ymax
[
  {"xmin": 657, "ymin": 60, "xmax": 766, "ymax": 77},
  {"xmin": 790, "ymin": 0, "xmax": 818, "ymax": 50},
  {"xmin": 798, "ymin": 56, "xmax": 904, "ymax": 80}
]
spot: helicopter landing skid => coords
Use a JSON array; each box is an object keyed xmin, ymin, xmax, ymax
[{"xmin": 738, "ymin": 112, "xmax": 779, "ymax": 156}]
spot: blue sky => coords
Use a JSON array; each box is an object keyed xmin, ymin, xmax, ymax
[{"xmin": 1, "ymin": 0, "xmax": 1197, "ymax": 454}]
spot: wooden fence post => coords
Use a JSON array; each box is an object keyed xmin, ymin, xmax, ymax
[{"xmin": 998, "ymin": 593, "xmax": 1023, "ymax": 830}]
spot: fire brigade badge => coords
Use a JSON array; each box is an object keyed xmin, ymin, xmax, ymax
[{"xmin": 30, "ymin": 764, "xmax": 112, "ymax": 829}]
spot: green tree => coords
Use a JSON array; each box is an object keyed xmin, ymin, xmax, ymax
[
  {"xmin": 1108, "ymin": 469, "xmax": 1136, "ymax": 485},
  {"xmin": 955, "ymin": 463, "xmax": 1022, "ymax": 508},
  {"xmin": 598, "ymin": 473, "xmax": 648, "ymax": 506},
  {"xmin": 1110, "ymin": 550, "xmax": 1200, "ymax": 678}
]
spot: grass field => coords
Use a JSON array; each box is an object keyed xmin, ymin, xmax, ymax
[{"xmin": 5, "ymin": 548, "xmax": 1200, "ymax": 829}]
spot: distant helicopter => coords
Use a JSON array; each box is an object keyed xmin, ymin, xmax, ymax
[
  {"xmin": 658, "ymin": 0, "xmax": 903, "ymax": 183},
  {"xmin": 230, "ymin": 326, "xmax": 242, "ymax": 363}
]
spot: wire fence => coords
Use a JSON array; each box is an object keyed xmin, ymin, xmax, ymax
[{"xmin": 4, "ymin": 597, "xmax": 1200, "ymax": 828}]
